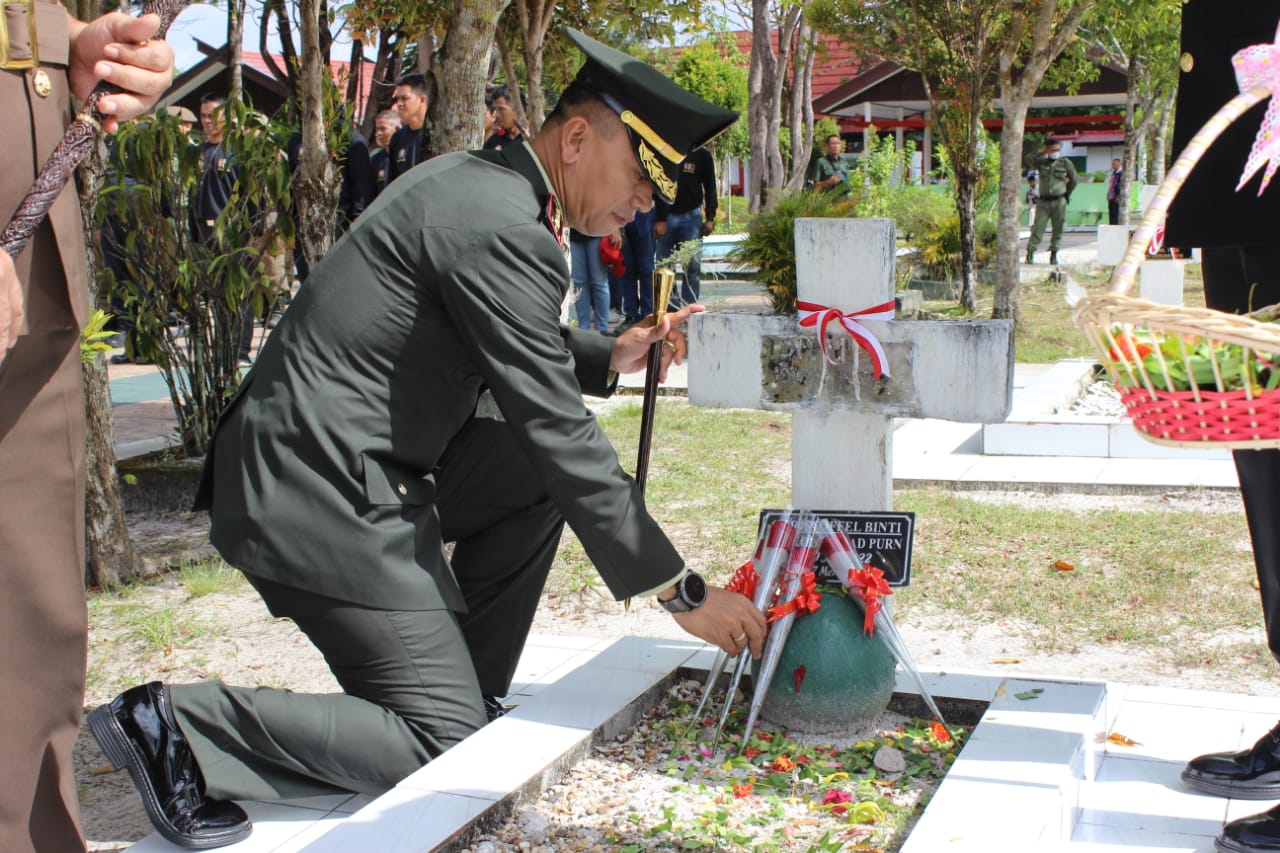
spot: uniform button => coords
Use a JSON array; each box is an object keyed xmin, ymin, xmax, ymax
[
  {"xmin": 396, "ymin": 483, "xmax": 408, "ymax": 496},
  {"xmin": 32, "ymin": 69, "xmax": 52, "ymax": 98},
  {"xmin": 1180, "ymin": 52, "xmax": 1194, "ymax": 73}
]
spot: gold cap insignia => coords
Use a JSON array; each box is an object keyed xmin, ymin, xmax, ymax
[{"xmin": 638, "ymin": 141, "xmax": 676, "ymax": 200}]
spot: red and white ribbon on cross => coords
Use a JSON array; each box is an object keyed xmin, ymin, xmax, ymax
[
  {"xmin": 796, "ymin": 299, "xmax": 895, "ymax": 380},
  {"xmin": 1233, "ymin": 25, "xmax": 1280, "ymax": 195}
]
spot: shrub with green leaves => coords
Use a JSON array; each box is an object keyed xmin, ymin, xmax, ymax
[
  {"xmin": 728, "ymin": 189, "xmax": 856, "ymax": 313},
  {"xmin": 98, "ymin": 102, "xmax": 292, "ymax": 455},
  {"xmin": 914, "ymin": 213, "xmax": 998, "ymax": 282}
]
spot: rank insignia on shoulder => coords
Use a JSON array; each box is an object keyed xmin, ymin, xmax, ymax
[{"xmin": 543, "ymin": 194, "xmax": 565, "ymax": 247}]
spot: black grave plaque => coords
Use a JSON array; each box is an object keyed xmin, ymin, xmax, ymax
[{"xmin": 757, "ymin": 509, "xmax": 914, "ymax": 587}]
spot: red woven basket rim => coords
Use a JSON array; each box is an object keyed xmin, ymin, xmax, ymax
[{"xmin": 1117, "ymin": 384, "xmax": 1280, "ymax": 442}]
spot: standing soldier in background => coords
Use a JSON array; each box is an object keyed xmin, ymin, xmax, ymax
[
  {"xmin": 1023, "ymin": 137, "xmax": 1077, "ymax": 265},
  {"xmin": 810, "ymin": 133, "xmax": 850, "ymax": 198},
  {"xmin": 0, "ymin": 7, "xmax": 173, "ymax": 851}
]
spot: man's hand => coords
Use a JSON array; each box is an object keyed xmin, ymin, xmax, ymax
[
  {"xmin": 610, "ymin": 302, "xmax": 704, "ymax": 379},
  {"xmin": 670, "ymin": 587, "xmax": 769, "ymax": 658},
  {"xmin": 68, "ymin": 12, "xmax": 175, "ymax": 133},
  {"xmin": 700, "ymin": 219, "xmax": 715, "ymax": 237},
  {"xmin": 0, "ymin": 250, "xmax": 23, "ymax": 367},
  {"xmin": 652, "ymin": 220, "xmax": 668, "ymax": 240}
]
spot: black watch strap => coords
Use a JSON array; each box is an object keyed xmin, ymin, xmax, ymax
[{"xmin": 659, "ymin": 571, "xmax": 707, "ymax": 613}]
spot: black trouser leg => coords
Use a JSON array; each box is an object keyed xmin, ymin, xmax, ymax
[
  {"xmin": 1202, "ymin": 245, "xmax": 1280, "ymax": 662},
  {"xmin": 436, "ymin": 415, "xmax": 565, "ymax": 697}
]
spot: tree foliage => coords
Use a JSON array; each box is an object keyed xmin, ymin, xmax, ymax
[
  {"xmin": 816, "ymin": 0, "xmax": 1010, "ymax": 312},
  {"xmin": 99, "ymin": 105, "xmax": 292, "ymax": 455},
  {"xmin": 1075, "ymin": 0, "xmax": 1181, "ymax": 199},
  {"xmin": 991, "ymin": 0, "xmax": 1097, "ymax": 323}
]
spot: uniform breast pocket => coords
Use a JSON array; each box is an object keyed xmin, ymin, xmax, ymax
[{"xmin": 361, "ymin": 453, "xmax": 436, "ymax": 506}]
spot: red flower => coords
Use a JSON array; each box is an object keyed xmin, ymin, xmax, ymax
[
  {"xmin": 733, "ymin": 779, "xmax": 754, "ymax": 798},
  {"xmin": 742, "ymin": 747, "xmax": 763, "ymax": 758},
  {"xmin": 822, "ymin": 789, "xmax": 852, "ymax": 814},
  {"xmin": 772, "ymin": 755, "xmax": 796, "ymax": 772},
  {"xmin": 930, "ymin": 720, "xmax": 952, "ymax": 743},
  {"xmin": 1108, "ymin": 335, "xmax": 1154, "ymax": 363}
]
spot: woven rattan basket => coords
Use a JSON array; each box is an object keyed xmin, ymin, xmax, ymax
[{"xmin": 1072, "ymin": 82, "xmax": 1280, "ymax": 449}]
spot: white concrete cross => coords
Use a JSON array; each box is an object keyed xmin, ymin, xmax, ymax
[{"xmin": 689, "ymin": 217, "xmax": 1015, "ymax": 514}]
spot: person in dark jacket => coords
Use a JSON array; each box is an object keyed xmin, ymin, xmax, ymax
[
  {"xmin": 483, "ymin": 84, "xmax": 526, "ymax": 150},
  {"xmin": 386, "ymin": 73, "xmax": 429, "ymax": 183},
  {"xmin": 90, "ymin": 28, "xmax": 765, "ymax": 850},
  {"xmin": 1165, "ymin": 4, "xmax": 1280, "ymax": 852},
  {"xmin": 370, "ymin": 109, "xmax": 400, "ymax": 197},
  {"xmin": 653, "ymin": 145, "xmax": 718, "ymax": 306}
]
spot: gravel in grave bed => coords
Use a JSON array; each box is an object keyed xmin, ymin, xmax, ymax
[
  {"xmin": 1065, "ymin": 377, "xmax": 1126, "ymax": 418},
  {"xmin": 461, "ymin": 679, "xmax": 968, "ymax": 853}
]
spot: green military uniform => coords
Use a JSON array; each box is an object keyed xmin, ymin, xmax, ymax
[
  {"xmin": 170, "ymin": 30, "xmax": 737, "ymax": 802},
  {"xmin": 1024, "ymin": 149, "xmax": 1077, "ymax": 263},
  {"xmin": 811, "ymin": 153, "xmax": 850, "ymax": 198}
]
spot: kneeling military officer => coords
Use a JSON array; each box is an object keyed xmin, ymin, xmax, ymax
[{"xmin": 89, "ymin": 28, "xmax": 769, "ymax": 849}]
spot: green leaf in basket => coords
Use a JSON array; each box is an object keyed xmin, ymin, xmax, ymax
[
  {"xmin": 1141, "ymin": 354, "xmax": 1187, "ymax": 391},
  {"xmin": 1264, "ymin": 355, "xmax": 1280, "ymax": 392}
]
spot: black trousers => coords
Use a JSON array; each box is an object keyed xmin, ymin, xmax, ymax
[
  {"xmin": 173, "ymin": 415, "xmax": 565, "ymax": 800},
  {"xmin": 1202, "ymin": 246, "xmax": 1280, "ymax": 663}
]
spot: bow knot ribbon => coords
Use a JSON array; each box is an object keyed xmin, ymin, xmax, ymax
[
  {"xmin": 797, "ymin": 300, "xmax": 895, "ymax": 379},
  {"xmin": 726, "ymin": 560, "xmax": 760, "ymax": 600},
  {"xmin": 1233, "ymin": 26, "xmax": 1280, "ymax": 195},
  {"xmin": 847, "ymin": 565, "xmax": 892, "ymax": 636},
  {"xmin": 767, "ymin": 571, "xmax": 822, "ymax": 622}
]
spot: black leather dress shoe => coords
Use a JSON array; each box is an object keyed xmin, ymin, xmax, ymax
[
  {"xmin": 1218, "ymin": 804, "xmax": 1280, "ymax": 852},
  {"xmin": 88, "ymin": 682, "xmax": 251, "ymax": 849},
  {"xmin": 1185, "ymin": 720, "xmax": 1280, "ymax": 799},
  {"xmin": 483, "ymin": 694, "xmax": 510, "ymax": 722}
]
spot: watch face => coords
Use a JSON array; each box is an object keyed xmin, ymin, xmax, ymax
[{"xmin": 682, "ymin": 572, "xmax": 707, "ymax": 606}]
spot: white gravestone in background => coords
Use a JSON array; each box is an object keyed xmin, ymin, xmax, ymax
[{"xmin": 689, "ymin": 218, "xmax": 1015, "ymax": 514}]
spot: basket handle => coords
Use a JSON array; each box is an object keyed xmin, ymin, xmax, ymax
[{"xmin": 1110, "ymin": 84, "xmax": 1272, "ymax": 295}]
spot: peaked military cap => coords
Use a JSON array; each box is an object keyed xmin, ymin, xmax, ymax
[{"xmin": 563, "ymin": 27, "xmax": 739, "ymax": 204}]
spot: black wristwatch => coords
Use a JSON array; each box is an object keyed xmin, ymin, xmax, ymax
[{"xmin": 658, "ymin": 571, "xmax": 708, "ymax": 613}]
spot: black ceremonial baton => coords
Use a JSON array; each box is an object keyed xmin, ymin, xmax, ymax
[{"xmin": 634, "ymin": 266, "xmax": 676, "ymax": 492}]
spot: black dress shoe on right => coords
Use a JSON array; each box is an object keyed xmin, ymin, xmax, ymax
[
  {"xmin": 1218, "ymin": 803, "xmax": 1280, "ymax": 852},
  {"xmin": 88, "ymin": 682, "xmax": 251, "ymax": 849},
  {"xmin": 1185, "ymin": 720, "xmax": 1280, "ymax": 799}
]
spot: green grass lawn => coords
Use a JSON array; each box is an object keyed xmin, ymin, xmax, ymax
[
  {"xmin": 920, "ymin": 262, "xmax": 1206, "ymax": 364},
  {"xmin": 547, "ymin": 400, "xmax": 1261, "ymax": 676}
]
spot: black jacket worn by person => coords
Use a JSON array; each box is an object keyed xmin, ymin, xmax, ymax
[{"xmin": 654, "ymin": 146, "xmax": 718, "ymax": 220}]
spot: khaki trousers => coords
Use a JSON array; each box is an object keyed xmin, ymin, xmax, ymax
[
  {"xmin": 1027, "ymin": 196, "xmax": 1068, "ymax": 255},
  {"xmin": 0, "ymin": 331, "xmax": 87, "ymax": 853}
]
